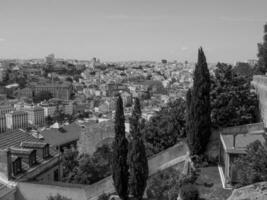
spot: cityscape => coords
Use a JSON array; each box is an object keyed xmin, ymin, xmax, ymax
[{"xmin": 0, "ymin": 1, "xmax": 267, "ymax": 200}]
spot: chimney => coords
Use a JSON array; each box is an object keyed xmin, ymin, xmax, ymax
[
  {"xmin": 233, "ymin": 134, "xmax": 237, "ymax": 148},
  {"xmin": 0, "ymin": 148, "xmax": 12, "ymax": 180}
]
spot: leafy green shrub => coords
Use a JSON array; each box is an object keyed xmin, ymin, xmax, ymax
[
  {"xmin": 97, "ymin": 193, "xmax": 110, "ymax": 200},
  {"xmin": 47, "ymin": 194, "xmax": 72, "ymax": 200},
  {"xmin": 179, "ymin": 184, "xmax": 199, "ymax": 200}
]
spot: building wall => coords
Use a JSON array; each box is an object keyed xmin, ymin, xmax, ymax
[
  {"xmin": 26, "ymin": 108, "xmax": 45, "ymax": 126},
  {"xmin": 0, "ymin": 189, "xmax": 16, "ymax": 200},
  {"xmin": 252, "ymin": 75, "xmax": 267, "ymax": 127},
  {"xmin": 5, "ymin": 112, "xmax": 28, "ymax": 130},
  {"xmin": 0, "ymin": 106, "xmax": 15, "ymax": 115},
  {"xmin": 33, "ymin": 85, "xmax": 72, "ymax": 100},
  {"xmin": 16, "ymin": 182, "xmax": 88, "ymax": 200},
  {"xmin": 35, "ymin": 165, "xmax": 61, "ymax": 182},
  {"xmin": 42, "ymin": 106, "xmax": 57, "ymax": 117},
  {"xmin": 0, "ymin": 115, "xmax": 6, "ymax": 133}
]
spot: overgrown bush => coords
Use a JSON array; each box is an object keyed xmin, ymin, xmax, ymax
[
  {"xmin": 47, "ymin": 194, "xmax": 71, "ymax": 200},
  {"xmin": 97, "ymin": 193, "xmax": 110, "ymax": 200},
  {"xmin": 179, "ymin": 184, "xmax": 199, "ymax": 200}
]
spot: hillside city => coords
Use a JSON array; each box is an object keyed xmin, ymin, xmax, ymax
[{"xmin": 1, "ymin": 3, "xmax": 267, "ymax": 200}]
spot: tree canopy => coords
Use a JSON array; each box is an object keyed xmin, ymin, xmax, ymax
[
  {"xmin": 210, "ymin": 63, "xmax": 259, "ymax": 128},
  {"xmin": 186, "ymin": 48, "xmax": 211, "ymax": 155},
  {"xmin": 128, "ymin": 98, "xmax": 148, "ymax": 200},
  {"xmin": 234, "ymin": 140, "xmax": 267, "ymax": 187},
  {"xmin": 33, "ymin": 90, "xmax": 53, "ymax": 103},
  {"xmin": 112, "ymin": 95, "xmax": 129, "ymax": 200},
  {"xmin": 142, "ymin": 98, "xmax": 186, "ymax": 156},
  {"xmin": 62, "ymin": 144, "xmax": 112, "ymax": 184}
]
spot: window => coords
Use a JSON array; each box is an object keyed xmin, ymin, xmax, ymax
[
  {"xmin": 43, "ymin": 146, "xmax": 50, "ymax": 158},
  {"xmin": 54, "ymin": 169, "xmax": 59, "ymax": 181},
  {"xmin": 29, "ymin": 152, "xmax": 37, "ymax": 166},
  {"xmin": 12, "ymin": 159, "xmax": 22, "ymax": 175}
]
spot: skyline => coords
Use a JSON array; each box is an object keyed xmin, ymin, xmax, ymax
[{"xmin": 0, "ymin": 0, "xmax": 267, "ymax": 62}]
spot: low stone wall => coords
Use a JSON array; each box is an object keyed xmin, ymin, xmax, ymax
[
  {"xmin": 17, "ymin": 142, "xmax": 189, "ymax": 200},
  {"xmin": 16, "ymin": 182, "xmax": 88, "ymax": 200},
  {"xmin": 220, "ymin": 122, "xmax": 264, "ymax": 135},
  {"xmin": 227, "ymin": 181, "xmax": 267, "ymax": 200}
]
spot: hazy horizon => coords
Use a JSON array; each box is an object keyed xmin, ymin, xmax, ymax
[{"xmin": 0, "ymin": 0, "xmax": 266, "ymax": 63}]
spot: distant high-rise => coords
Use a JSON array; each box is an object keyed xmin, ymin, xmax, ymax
[{"xmin": 46, "ymin": 54, "xmax": 55, "ymax": 64}]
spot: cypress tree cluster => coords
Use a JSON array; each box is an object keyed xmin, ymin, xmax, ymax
[
  {"xmin": 112, "ymin": 95, "xmax": 129, "ymax": 200},
  {"xmin": 128, "ymin": 98, "xmax": 148, "ymax": 200},
  {"xmin": 186, "ymin": 48, "xmax": 211, "ymax": 155}
]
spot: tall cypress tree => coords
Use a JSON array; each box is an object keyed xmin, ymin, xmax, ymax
[
  {"xmin": 112, "ymin": 95, "xmax": 129, "ymax": 200},
  {"xmin": 128, "ymin": 98, "xmax": 148, "ymax": 200},
  {"xmin": 132, "ymin": 98, "xmax": 141, "ymax": 119},
  {"xmin": 187, "ymin": 48, "xmax": 211, "ymax": 155},
  {"xmin": 130, "ymin": 98, "xmax": 142, "ymax": 137}
]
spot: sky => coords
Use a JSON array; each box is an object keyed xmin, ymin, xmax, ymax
[{"xmin": 0, "ymin": 0, "xmax": 266, "ymax": 63}]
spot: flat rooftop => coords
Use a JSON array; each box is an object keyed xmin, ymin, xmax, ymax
[{"xmin": 221, "ymin": 129, "xmax": 266, "ymax": 153}]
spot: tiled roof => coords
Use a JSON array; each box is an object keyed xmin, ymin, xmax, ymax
[
  {"xmin": 0, "ymin": 129, "xmax": 59, "ymax": 180},
  {"xmin": 0, "ymin": 130, "xmax": 41, "ymax": 150},
  {"xmin": 40, "ymin": 123, "xmax": 82, "ymax": 146}
]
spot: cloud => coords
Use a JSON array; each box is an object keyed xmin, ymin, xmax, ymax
[
  {"xmin": 219, "ymin": 16, "xmax": 266, "ymax": 23},
  {"xmin": 0, "ymin": 38, "xmax": 6, "ymax": 42},
  {"xmin": 181, "ymin": 46, "xmax": 189, "ymax": 51},
  {"xmin": 105, "ymin": 14, "xmax": 171, "ymax": 21}
]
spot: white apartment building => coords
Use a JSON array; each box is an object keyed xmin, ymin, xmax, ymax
[
  {"xmin": 5, "ymin": 111, "xmax": 28, "ymax": 130},
  {"xmin": 0, "ymin": 105, "xmax": 15, "ymax": 115},
  {"xmin": 23, "ymin": 106, "xmax": 45, "ymax": 126}
]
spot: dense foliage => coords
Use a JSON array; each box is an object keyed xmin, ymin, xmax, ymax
[
  {"xmin": 179, "ymin": 184, "xmax": 199, "ymax": 200},
  {"xmin": 47, "ymin": 194, "xmax": 72, "ymax": 200},
  {"xmin": 112, "ymin": 95, "xmax": 129, "ymax": 200},
  {"xmin": 186, "ymin": 48, "xmax": 211, "ymax": 155},
  {"xmin": 33, "ymin": 90, "xmax": 53, "ymax": 103},
  {"xmin": 142, "ymin": 98, "xmax": 186, "ymax": 157},
  {"xmin": 62, "ymin": 144, "xmax": 112, "ymax": 184},
  {"xmin": 210, "ymin": 63, "xmax": 259, "ymax": 128},
  {"xmin": 97, "ymin": 193, "xmax": 110, "ymax": 200},
  {"xmin": 146, "ymin": 168, "xmax": 198, "ymax": 200},
  {"xmin": 128, "ymin": 98, "xmax": 148, "ymax": 200},
  {"xmin": 234, "ymin": 140, "xmax": 267, "ymax": 187}
]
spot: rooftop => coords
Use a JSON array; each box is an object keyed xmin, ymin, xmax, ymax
[
  {"xmin": 220, "ymin": 130, "xmax": 266, "ymax": 153},
  {"xmin": 0, "ymin": 130, "xmax": 58, "ymax": 180},
  {"xmin": 40, "ymin": 123, "xmax": 82, "ymax": 146},
  {"xmin": 0, "ymin": 130, "xmax": 40, "ymax": 150}
]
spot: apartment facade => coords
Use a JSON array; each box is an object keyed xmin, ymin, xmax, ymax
[
  {"xmin": 0, "ymin": 105, "xmax": 15, "ymax": 115},
  {"xmin": 23, "ymin": 106, "xmax": 45, "ymax": 126},
  {"xmin": 32, "ymin": 83, "xmax": 72, "ymax": 100},
  {"xmin": 5, "ymin": 111, "xmax": 28, "ymax": 130},
  {"xmin": 0, "ymin": 114, "xmax": 6, "ymax": 133}
]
